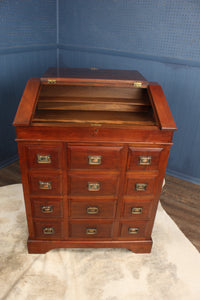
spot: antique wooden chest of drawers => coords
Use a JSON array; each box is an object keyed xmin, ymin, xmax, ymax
[{"xmin": 13, "ymin": 68, "xmax": 176, "ymax": 253}]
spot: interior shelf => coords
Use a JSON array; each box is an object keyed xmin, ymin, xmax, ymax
[{"xmin": 32, "ymin": 84, "xmax": 157, "ymax": 126}]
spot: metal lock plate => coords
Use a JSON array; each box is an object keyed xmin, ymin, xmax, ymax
[
  {"xmin": 37, "ymin": 154, "xmax": 51, "ymax": 164},
  {"xmin": 131, "ymin": 207, "xmax": 143, "ymax": 214},
  {"xmin": 39, "ymin": 181, "xmax": 52, "ymax": 190},
  {"xmin": 87, "ymin": 182, "xmax": 101, "ymax": 192},
  {"xmin": 139, "ymin": 156, "xmax": 152, "ymax": 165},
  {"xmin": 135, "ymin": 183, "xmax": 147, "ymax": 191},
  {"xmin": 88, "ymin": 155, "xmax": 102, "ymax": 165}
]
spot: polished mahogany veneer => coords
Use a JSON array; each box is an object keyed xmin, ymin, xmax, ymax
[{"xmin": 13, "ymin": 68, "xmax": 176, "ymax": 253}]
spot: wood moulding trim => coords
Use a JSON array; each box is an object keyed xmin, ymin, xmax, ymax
[
  {"xmin": 27, "ymin": 238, "xmax": 153, "ymax": 254},
  {"xmin": 166, "ymin": 169, "xmax": 200, "ymax": 186}
]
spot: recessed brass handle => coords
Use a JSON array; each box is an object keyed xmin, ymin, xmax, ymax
[
  {"xmin": 37, "ymin": 154, "xmax": 51, "ymax": 164},
  {"xmin": 87, "ymin": 206, "xmax": 99, "ymax": 214},
  {"xmin": 86, "ymin": 228, "xmax": 97, "ymax": 235},
  {"xmin": 41, "ymin": 205, "xmax": 53, "ymax": 213},
  {"xmin": 128, "ymin": 227, "xmax": 139, "ymax": 234},
  {"xmin": 39, "ymin": 181, "xmax": 52, "ymax": 190},
  {"xmin": 88, "ymin": 182, "xmax": 101, "ymax": 192},
  {"xmin": 131, "ymin": 207, "xmax": 143, "ymax": 214},
  {"xmin": 88, "ymin": 155, "xmax": 102, "ymax": 165},
  {"xmin": 139, "ymin": 156, "xmax": 152, "ymax": 165},
  {"xmin": 43, "ymin": 227, "xmax": 55, "ymax": 235},
  {"xmin": 135, "ymin": 183, "xmax": 147, "ymax": 191}
]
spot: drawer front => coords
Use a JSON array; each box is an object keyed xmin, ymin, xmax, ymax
[
  {"xmin": 69, "ymin": 174, "xmax": 119, "ymax": 196},
  {"xmin": 122, "ymin": 200, "xmax": 152, "ymax": 219},
  {"xmin": 69, "ymin": 221, "xmax": 113, "ymax": 238},
  {"xmin": 70, "ymin": 200, "xmax": 116, "ymax": 218},
  {"xmin": 68, "ymin": 146, "xmax": 122, "ymax": 170},
  {"xmin": 125, "ymin": 175, "xmax": 157, "ymax": 196},
  {"xmin": 34, "ymin": 221, "xmax": 63, "ymax": 239},
  {"xmin": 26, "ymin": 144, "xmax": 62, "ymax": 170},
  {"xmin": 31, "ymin": 198, "xmax": 63, "ymax": 218},
  {"xmin": 119, "ymin": 221, "xmax": 150, "ymax": 238},
  {"xmin": 127, "ymin": 147, "xmax": 163, "ymax": 171},
  {"xmin": 29, "ymin": 173, "xmax": 62, "ymax": 196}
]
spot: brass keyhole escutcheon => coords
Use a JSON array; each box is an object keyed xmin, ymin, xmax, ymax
[
  {"xmin": 128, "ymin": 227, "xmax": 139, "ymax": 234},
  {"xmin": 87, "ymin": 182, "xmax": 101, "ymax": 192},
  {"xmin": 87, "ymin": 206, "xmax": 99, "ymax": 214},
  {"xmin": 88, "ymin": 155, "xmax": 102, "ymax": 165},
  {"xmin": 86, "ymin": 228, "xmax": 97, "ymax": 235},
  {"xmin": 135, "ymin": 183, "xmax": 147, "ymax": 191},
  {"xmin": 43, "ymin": 227, "xmax": 55, "ymax": 235},
  {"xmin": 41, "ymin": 205, "xmax": 53, "ymax": 213},
  {"xmin": 131, "ymin": 207, "xmax": 143, "ymax": 214}
]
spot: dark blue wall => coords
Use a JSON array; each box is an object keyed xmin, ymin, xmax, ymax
[
  {"xmin": 58, "ymin": 0, "xmax": 200, "ymax": 184},
  {"xmin": 1, "ymin": 0, "xmax": 200, "ymax": 184},
  {"xmin": 0, "ymin": 0, "xmax": 57, "ymax": 167}
]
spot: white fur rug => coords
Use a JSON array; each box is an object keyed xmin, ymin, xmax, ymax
[{"xmin": 0, "ymin": 184, "xmax": 200, "ymax": 300}]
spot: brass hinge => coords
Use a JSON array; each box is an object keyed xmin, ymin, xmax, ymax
[
  {"xmin": 133, "ymin": 81, "xmax": 142, "ymax": 87},
  {"xmin": 47, "ymin": 79, "xmax": 57, "ymax": 84}
]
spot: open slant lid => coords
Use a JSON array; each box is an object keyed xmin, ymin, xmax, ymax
[{"xmin": 13, "ymin": 68, "xmax": 176, "ymax": 131}]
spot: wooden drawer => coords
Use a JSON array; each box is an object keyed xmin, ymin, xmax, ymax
[
  {"xmin": 119, "ymin": 221, "xmax": 150, "ymax": 238},
  {"xmin": 125, "ymin": 175, "xmax": 158, "ymax": 196},
  {"xmin": 68, "ymin": 145, "xmax": 122, "ymax": 170},
  {"xmin": 69, "ymin": 173, "xmax": 119, "ymax": 196},
  {"xmin": 122, "ymin": 200, "xmax": 152, "ymax": 219},
  {"xmin": 127, "ymin": 147, "xmax": 163, "ymax": 171},
  {"xmin": 25, "ymin": 143, "xmax": 62, "ymax": 170},
  {"xmin": 70, "ymin": 199, "xmax": 116, "ymax": 218},
  {"xmin": 69, "ymin": 221, "xmax": 113, "ymax": 238},
  {"xmin": 34, "ymin": 220, "xmax": 63, "ymax": 239},
  {"xmin": 29, "ymin": 173, "xmax": 62, "ymax": 196},
  {"xmin": 31, "ymin": 198, "xmax": 63, "ymax": 218}
]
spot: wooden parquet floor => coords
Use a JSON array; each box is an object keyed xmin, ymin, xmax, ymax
[{"xmin": 0, "ymin": 161, "xmax": 199, "ymax": 252}]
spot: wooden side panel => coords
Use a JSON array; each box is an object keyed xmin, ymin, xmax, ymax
[
  {"xmin": 13, "ymin": 78, "xmax": 41, "ymax": 126},
  {"xmin": 148, "ymin": 84, "xmax": 177, "ymax": 130}
]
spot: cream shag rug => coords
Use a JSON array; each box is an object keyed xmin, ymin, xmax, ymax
[{"xmin": 0, "ymin": 184, "xmax": 200, "ymax": 300}]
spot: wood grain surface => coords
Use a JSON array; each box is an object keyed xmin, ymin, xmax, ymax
[{"xmin": 0, "ymin": 161, "xmax": 199, "ymax": 252}]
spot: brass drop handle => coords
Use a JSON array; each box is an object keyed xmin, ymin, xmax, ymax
[
  {"xmin": 87, "ymin": 182, "xmax": 101, "ymax": 191},
  {"xmin": 128, "ymin": 227, "xmax": 139, "ymax": 234},
  {"xmin": 135, "ymin": 183, "xmax": 147, "ymax": 191},
  {"xmin": 37, "ymin": 154, "xmax": 51, "ymax": 164},
  {"xmin": 86, "ymin": 228, "xmax": 97, "ymax": 235},
  {"xmin": 43, "ymin": 227, "xmax": 55, "ymax": 235},
  {"xmin": 41, "ymin": 205, "xmax": 53, "ymax": 213},
  {"xmin": 139, "ymin": 156, "xmax": 152, "ymax": 165},
  {"xmin": 87, "ymin": 206, "xmax": 99, "ymax": 214},
  {"xmin": 39, "ymin": 181, "xmax": 52, "ymax": 190},
  {"xmin": 88, "ymin": 155, "xmax": 102, "ymax": 165},
  {"xmin": 131, "ymin": 207, "xmax": 143, "ymax": 214}
]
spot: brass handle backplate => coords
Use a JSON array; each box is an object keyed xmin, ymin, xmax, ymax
[
  {"xmin": 131, "ymin": 207, "xmax": 143, "ymax": 214},
  {"xmin": 135, "ymin": 183, "xmax": 147, "ymax": 191},
  {"xmin": 87, "ymin": 182, "xmax": 101, "ymax": 192},
  {"xmin": 41, "ymin": 205, "xmax": 53, "ymax": 213},
  {"xmin": 128, "ymin": 227, "xmax": 139, "ymax": 234},
  {"xmin": 37, "ymin": 154, "xmax": 51, "ymax": 164},
  {"xmin": 88, "ymin": 155, "xmax": 102, "ymax": 165},
  {"xmin": 139, "ymin": 156, "xmax": 152, "ymax": 165},
  {"xmin": 39, "ymin": 181, "xmax": 52, "ymax": 190},
  {"xmin": 43, "ymin": 227, "xmax": 55, "ymax": 235},
  {"xmin": 86, "ymin": 228, "xmax": 97, "ymax": 235},
  {"xmin": 87, "ymin": 206, "xmax": 99, "ymax": 214}
]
